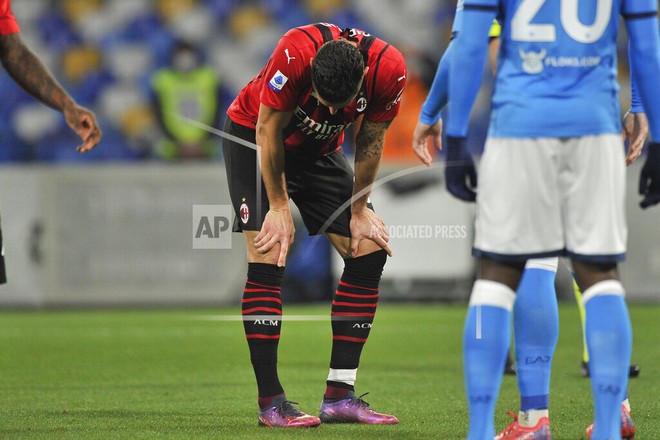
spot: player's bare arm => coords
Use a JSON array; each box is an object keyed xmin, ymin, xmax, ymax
[
  {"xmin": 412, "ymin": 37, "xmax": 499, "ymax": 166},
  {"xmin": 623, "ymin": 111, "xmax": 649, "ymax": 166},
  {"xmin": 350, "ymin": 119, "xmax": 392, "ymax": 257},
  {"xmin": 0, "ymin": 33, "xmax": 101, "ymax": 152},
  {"xmin": 412, "ymin": 120, "xmax": 443, "ymax": 166},
  {"xmin": 0, "ymin": 33, "xmax": 64, "ymax": 110},
  {"xmin": 254, "ymin": 103, "xmax": 295, "ymax": 267},
  {"xmin": 487, "ymin": 36, "xmax": 500, "ymax": 75}
]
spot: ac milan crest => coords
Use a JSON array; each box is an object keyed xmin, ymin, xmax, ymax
[
  {"xmin": 356, "ymin": 97, "xmax": 367, "ymax": 113},
  {"xmin": 239, "ymin": 201, "xmax": 250, "ymax": 224}
]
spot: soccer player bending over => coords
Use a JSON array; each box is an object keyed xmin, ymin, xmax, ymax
[
  {"xmin": 0, "ymin": 0, "xmax": 101, "ymax": 285},
  {"xmin": 445, "ymin": 0, "xmax": 660, "ymax": 439},
  {"xmin": 222, "ymin": 22, "xmax": 406, "ymax": 427}
]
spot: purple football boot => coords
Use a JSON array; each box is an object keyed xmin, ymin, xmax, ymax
[
  {"xmin": 258, "ymin": 398, "xmax": 321, "ymax": 428},
  {"xmin": 319, "ymin": 392, "xmax": 398, "ymax": 425}
]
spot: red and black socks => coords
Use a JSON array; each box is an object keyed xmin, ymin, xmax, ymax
[
  {"xmin": 242, "ymin": 263, "xmax": 285, "ymax": 408},
  {"xmin": 326, "ymin": 250, "xmax": 387, "ymax": 399}
]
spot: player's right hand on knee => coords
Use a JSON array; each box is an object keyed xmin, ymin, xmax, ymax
[
  {"xmin": 445, "ymin": 136, "xmax": 477, "ymax": 202},
  {"xmin": 349, "ymin": 209, "xmax": 392, "ymax": 258},
  {"xmin": 639, "ymin": 143, "xmax": 660, "ymax": 209},
  {"xmin": 254, "ymin": 207, "xmax": 295, "ymax": 267}
]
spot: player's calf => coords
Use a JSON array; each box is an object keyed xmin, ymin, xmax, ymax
[{"xmin": 326, "ymin": 250, "xmax": 387, "ymax": 400}]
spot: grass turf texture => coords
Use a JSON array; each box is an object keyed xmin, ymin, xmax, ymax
[{"xmin": 1, "ymin": 304, "xmax": 658, "ymax": 439}]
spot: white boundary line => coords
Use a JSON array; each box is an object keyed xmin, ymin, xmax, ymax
[{"xmin": 189, "ymin": 314, "xmax": 367, "ymax": 322}]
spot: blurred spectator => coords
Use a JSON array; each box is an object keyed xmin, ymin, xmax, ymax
[
  {"xmin": 150, "ymin": 40, "xmax": 221, "ymax": 160},
  {"xmin": 0, "ymin": 1, "xmax": 634, "ymax": 162}
]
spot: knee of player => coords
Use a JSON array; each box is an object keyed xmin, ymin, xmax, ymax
[{"xmin": 343, "ymin": 249, "xmax": 388, "ymax": 274}]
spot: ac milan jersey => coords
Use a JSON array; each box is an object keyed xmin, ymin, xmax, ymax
[
  {"xmin": 227, "ymin": 22, "xmax": 407, "ymax": 157},
  {"xmin": 0, "ymin": 0, "xmax": 19, "ymax": 35}
]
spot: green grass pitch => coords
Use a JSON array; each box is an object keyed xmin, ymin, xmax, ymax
[{"xmin": 1, "ymin": 303, "xmax": 658, "ymax": 439}]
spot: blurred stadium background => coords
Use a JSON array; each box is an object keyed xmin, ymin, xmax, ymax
[{"xmin": 0, "ymin": 0, "xmax": 658, "ymax": 308}]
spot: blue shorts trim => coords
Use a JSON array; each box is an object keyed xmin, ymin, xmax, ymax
[
  {"xmin": 473, "ymin": 248, "xmax": 626, "ymax": 264},
  {"xmin": 473, "ymin": 248, "xmax": 564, "ymax": 263}
]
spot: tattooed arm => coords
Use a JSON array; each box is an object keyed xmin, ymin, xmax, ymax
[
  {"xmin": 353, "ymin": 119, "xmax": 391, "ymax": 211},
  {"xmin": 0, "ymin": 33, "xmax": 70, "ymax": 110},
  {"xmin": 348, "ymin": 119, "xmax": 393, "ymax": 256},
  {"xmin": 0, "ymin": 33, "xmax": 101, "ymax": 152}
]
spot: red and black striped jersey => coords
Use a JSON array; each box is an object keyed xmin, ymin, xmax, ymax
[
  {"xmin": 227, "ymin": 22, "xmax": 407, "ymax": 157},
  {"xmin": 0, "ymin": 0, "xmax": 20, "ymax": 35}
]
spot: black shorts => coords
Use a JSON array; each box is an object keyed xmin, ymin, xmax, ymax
[
  {"xmin": 222, "ymin": 118, "xmax": 373, "ymax": 237},
  {"xmin": 0, "ymin": 219, "xmax": 6, "ymax": 284}
]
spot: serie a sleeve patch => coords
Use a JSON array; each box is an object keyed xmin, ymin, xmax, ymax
[{"xmin": 268, "ymin": 70, "xmax": 289, "ymax": 93}]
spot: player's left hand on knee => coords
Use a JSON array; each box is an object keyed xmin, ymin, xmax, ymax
[
  {"xmin": 349, "ymin": 209, "xmax": 392, "ymax": 257},
  {"xmin": 445, "ymin": 136, "xmax": 477, "ymax": 202},
  {"xmin": 639, "ymin": 142, "xmax": 660, "ymax": 209}
]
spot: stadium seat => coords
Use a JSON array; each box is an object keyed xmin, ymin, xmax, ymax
[
  {"xmin": 106, "ymin": 0, "xmax": 154, "ymax": 25},
  {"xmin": 166, "ymin": 5, "xmax": 215, "ymax": 45},
  {"xmin": 12, "ymin": 104, "xmax": 62, "ymax": 147},
  {"xmin": 70, "ymin": 70, "xmax": 116, "ymax": 108},
  {"xmin": 61, "ymin": 0, "xmax": 102, "ymax": 25},
  {"xmin": 97, "ymin": 82, "xmax": 151, "ymax": 132},
  {"xmin": 76, "ymin": 8, "xmax": 127, "ymax": 44},
  {"xmin": 208, "ymin": 40, "xmax": 258, "ymax": 97},
  {"xmin": 228, "ymin": 6, "xmax": 271, "ymax": 40},
  {"xmin": 304, "ymin": 0, "xmax": 347, "ymax": 19},
  {"xmin": 327, "ymin": 8, "xmax": 370, "ymax": 32},
  {"xmin": 156, "ymin": 0, "xmax": 197, "ymax": 23},
  {"xmin": 105, "ymin": 42, "xmax": 155, "ymax": 82},
  {"xmin": 37, "ymin": 13, "xmax": 82, "ymax": 53},
  {"xmin": 120, "ymin": 106, "xmax": 157, "ymax": 149},
  {"xmin": 259, "ymin": 0, "xmax": 311, "ymax": 30},
  {"xmin": 61, "ymin": 45, "xmax": 103, "ymax": 85},
  {"xmin": 204, "ymin": 0, "xmax": 239, "ymax": 23}
]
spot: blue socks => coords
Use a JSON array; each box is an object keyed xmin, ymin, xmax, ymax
[
  {"xmin": 583, "ymin": 281, "xmax": 631, "ymax": 440},
  {"xmin": 464, "ymin": 269, "xmax": 630, "ymax": 440},
  {"xmin": 514, "ymin": 259, "xmax": 559, "ymax": 413},
  {"xmin": 464, "ymin": 280, "xmax": 516, "ymax": 440}
]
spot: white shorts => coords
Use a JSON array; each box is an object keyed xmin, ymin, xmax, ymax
[{"xmin": 473, "ymin": 134, "xmax": 626, "ymax": 262}]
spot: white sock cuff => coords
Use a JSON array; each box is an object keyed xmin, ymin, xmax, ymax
[
  {"xmin": 525, "ymin": 257, "xmax": 559, "ymax": 273},
  {"xmin": 327, "ymin": 368, "xmax": 357, "ymax": 386},
  {"xmin": 519, "ymin": 409, "xmax": 549, "ymax": 427},
  {"xmin": 581, "ymin": 280, "xmax": 625, "ymax": 306},
  {"xmin": 469, "ymin": 280, "xmax": 516, "ymax": 311}
]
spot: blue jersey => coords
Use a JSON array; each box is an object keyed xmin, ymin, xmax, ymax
[
  {"xmin": 447, "ymin": 0, "xmax": 660, "ymax": 140},
  {"xmin": 452, "ymin": 1, "xmax": 502, "ymax": 38},
  {"xmin": 452, "ymin": 0, "xmax": 465, "ymax": 35},
  {"xmin": 420, "ymin": 3, "xmax": 500, "ymax": 126}
]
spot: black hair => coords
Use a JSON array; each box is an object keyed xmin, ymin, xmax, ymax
[
  {"xmin": 170, "ymin": 40, "xmax": 199, "ymax": 62},
  {"xmin": 312, "ymin": 39, "xmax": 364, "ymax": 105}
]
